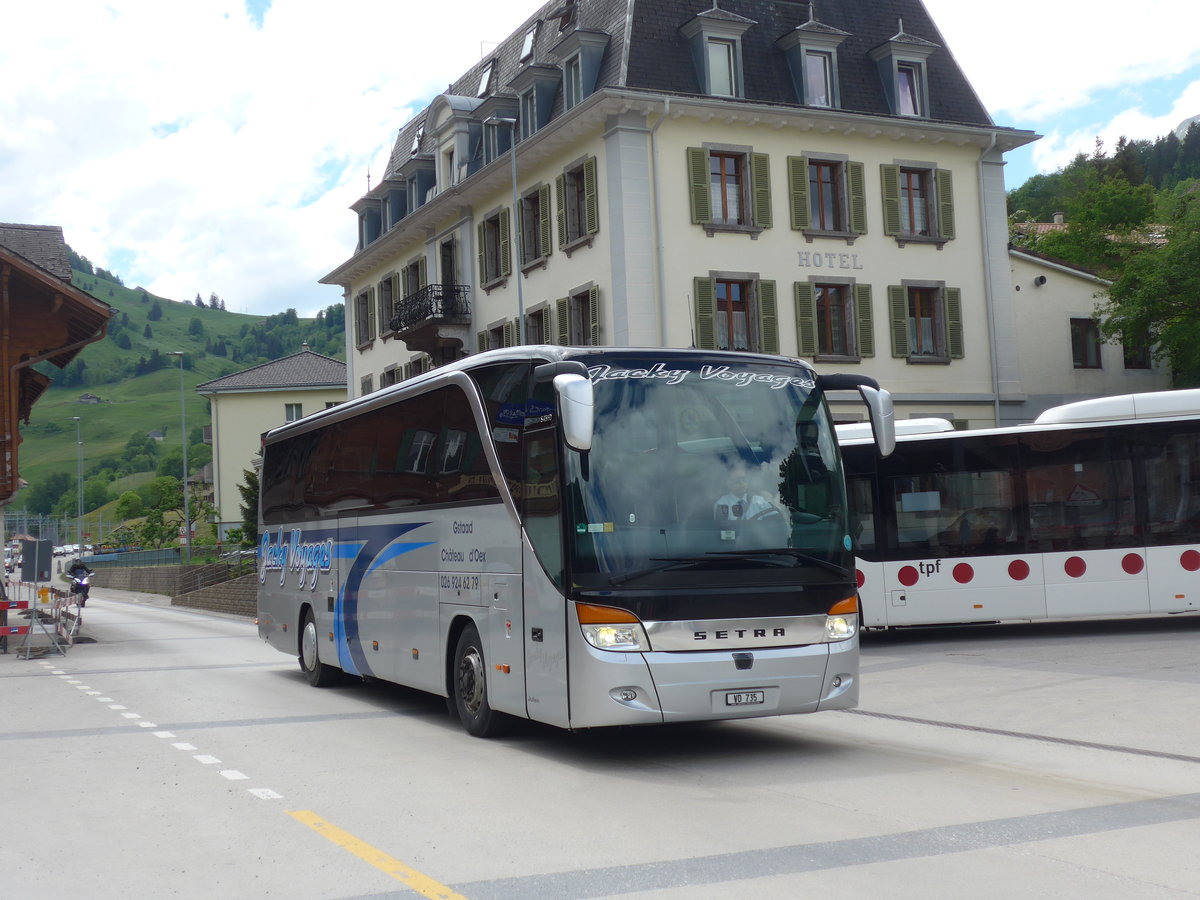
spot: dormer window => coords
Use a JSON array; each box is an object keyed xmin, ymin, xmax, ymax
[
  {"xmin": 869, "ymin": 20, "xmax": 938, "ymax": 118},
  {"xmin": 507, "ymin": 63, "xmax": 562, "ymax": 137},
  {"xmin": 776, "ymin": 12, "xmax": 849, "ymax": 109},
  {"xmin": 477, "ymin": 61, "xmax": 495, "ymax": 98},
  {"xmin": 550, "ymin": 28, "xmax": 609, "ymax": 111},
  {"xmin": 564, "ymin": 54, "xmax": 583, "ymax": 108},
  {"xmin": 897, "ymin": 62, "xmax": 924, "ymax": 116},
  {"xmin": 521, "ymin": 25, "xmax": 537, "ymax": 61},
  {"xmin": 411, "ymin": 124, "xmax": 425, "ymax": 154},
  {"xmin": 706, "ymin": 38, "xmax": 737, "ymax": 97},
  {"xmin": 679, "ymin": 7, "xmax": 755, "ymax": 99}
]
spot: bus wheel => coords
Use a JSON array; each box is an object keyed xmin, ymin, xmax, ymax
[
  {"xmin": 453, "ymin": 623, "xmax": 507, "ymax": 737},
  {"xmin": 300, "ymin": 609, "xmax": 339, "ymax": 687}
]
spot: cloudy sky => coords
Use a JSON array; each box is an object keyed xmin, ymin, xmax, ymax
[{"xmin": 2, "ymin": 0, "xmax": 1197, "ymax": 318}]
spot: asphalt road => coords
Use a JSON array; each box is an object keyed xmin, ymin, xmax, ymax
[{"xmin": 1, "ymin": 586, "xmax": 1197, "ymax": 899}]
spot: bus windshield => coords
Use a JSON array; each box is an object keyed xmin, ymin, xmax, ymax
[{"xmin": 565, "ymin": 356, "xmax": 849, "ymax": 589}]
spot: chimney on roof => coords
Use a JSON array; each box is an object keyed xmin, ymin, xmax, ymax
[
  {"xmin": 1053, "ymin": 211, "xmax": 1065, "ymax": 225},
  {"xmin": 302, "ymin": 342, "xmax": 310, "ymax": 351}
]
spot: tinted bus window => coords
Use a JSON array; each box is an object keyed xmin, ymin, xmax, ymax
[
  {"xmin": 882, "ymin": 434, "xmax": 1019, "ymax": 557},
  {"xmin": 1136, "ymin": 420, "xmax": 1200, "ymax": 546},
  {"xmin": 1021, "ymin": 429, "xmax": 1134, "ymax": 551}
]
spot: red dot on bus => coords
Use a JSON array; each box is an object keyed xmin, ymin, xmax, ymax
[
  {"xmin": 1008, "ymin": 560, "xmax": 1030, "ymax": 581},
  {"xmin": 952, "ymin": 563, "xmax": 974, "ymax": 584},
  {"xmin": 856, "ymin": 569, "xmax": 865, "ymax": 588},
  {"xmin": 1121, "ymin": 553, "xmax": 1144, "ymax": 575},
  {"xmin": 1064, "ymin": 556, "xmax": 1087, "ymax": 578},
  {"xmin": 1182, "ymin": 550, "xmax": 1200, "ymax": 572},
  {"xmin": 898, "ymin": 566, "xmax": 919, "ymax": 587}
]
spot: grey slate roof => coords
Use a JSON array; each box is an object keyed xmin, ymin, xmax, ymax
[
  {"xmin": 195, "ymin": 349, "xmax": 346, "ymax": 393},
  {"xmin": 0, "ymin": 223, "xmax": 73, "ymax": 280},
  {"xmin": 384, "ymin": 0, "xmax": 996, "ymax": 178}
]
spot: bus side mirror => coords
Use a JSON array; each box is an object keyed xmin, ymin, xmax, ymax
[
  {"xmin": 555, "ymin": 373, "xmax": 594, "ymax": 451},
  {"xmin": 859, "ymin": 385, "xmax": 895, "ymax": 457},
  {"xmin": 817, "ymin": 373, "xmax": 895, "ymax": 458}
]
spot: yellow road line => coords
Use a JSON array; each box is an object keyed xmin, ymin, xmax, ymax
[{"xmin": 286, "ymin": 809, "xmax": 469, "ymax": 900}]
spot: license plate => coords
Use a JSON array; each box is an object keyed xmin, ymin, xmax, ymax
[{"xmin": 724, "ymin": 690, "xmax": 765, "ymax": 706}]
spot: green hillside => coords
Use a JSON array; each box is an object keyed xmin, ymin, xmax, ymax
[{"xmin": 12, "ymin": 262, "xmax": 345, "ymax": 518}]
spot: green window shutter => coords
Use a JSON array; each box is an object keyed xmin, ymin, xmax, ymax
[
  {"xmin": 477, "ymin": 222, "xmax": 486, "ymax": 283},
  {"xmin": 751, "ymin": 153, "xmax": 772, "ymax": 229},
  {"xmin": 555, "ymin": 297, "xmax": 569, "ymax": 345},
  {"xmin": 583, "ymin": 157, "xmax": 599, "ymax": 235},
  {"xmin": 588, "ymin": 286, "xmax": 601, "ymax": 345},
  {"xmin": 793, "ymin": 281, "xmax": 816, "ymax": 357},
  {"xmin": 504, "ymin": 319, "xmax": 517, "ymax": 347},
  {"xmin": 539, "ymin": 184, "xmax": 552, "ymax": 258},
  {"xmin": 418, "ymin": 256, "xmax": 427, "ymax": 289},
  {"xmin": 936, "ymin": 169, "xmax": 956, "ymax": 240},
  {"xmin": 555, "ymin": 174, "xmax": 567, "ymax": 249},
  {"xmin": 516, "ymin": 198, "xmax": 526, "ymax": 267},
  {"xmin": 687, "ymin": 147, "xmax": 711, "ymax": 224},
  {"xmin": 888, "ymin": 285, "xmax": 909, "ymax": 358},
  {"xmin": 946, "ymin": 287, "xmax": 963, "ymax": 358},
  {"xmin": 757, "ymin": 279, "xmax": 778, "ymax": 353},
  {"xmin": 693, "ymin": 276, "xmax": 716, "ymax": 349},
  {"xmin": 880, "ymin": 165, "xmax": 901, "ymax": 236},
  {"xmin": 848, "ymin": 161, "xmax": 867, "ymax": 235},
  {"xmin": 539, "ymin": 308, "xmax": 551, "ymax": 344},
  {"xmin": 367, "ymin": 286, "xmax": 376, "ymax": 340},
  {"xmin": 855, "ymin": 284, "xmax": 874, "ymax": 358},
  {"xmin": 499, "ymin": 209, "xmax": 511, "ymax": 277},
  {"xmin": 403, "ymin": 362, "xmax": 412, "ymax": 380},
  {"xmin": 787, "ymin": 156, "xmax": 811, "ymax": 230},
  {"xmin": 476, "ymin": 329, "xmax": 487, "ymax": 353}
]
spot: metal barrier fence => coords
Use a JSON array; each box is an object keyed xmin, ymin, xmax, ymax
[{"xmin": 85, "ymin": 548, "xmax": 182, "ymax": 569}]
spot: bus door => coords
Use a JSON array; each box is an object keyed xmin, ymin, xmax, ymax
[{"xmin": 519, "ymin": 425, "xmax": 570, "ymax": 728}]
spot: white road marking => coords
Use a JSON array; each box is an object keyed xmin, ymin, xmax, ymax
[
  {"xmin": 137, "ymin": 722, "xmax": 157, "ymax": 728},
  {"xmin": 172, "ymin": 743, "xmax": 197, "ymax": 751},
  {"xmin": 248, "ymin": 788, "xmax": 283, "ymax": 799},
  {"xmin": 121, "ymin": 712, "xmax": 141, "ymax": 719},
  {"xmin": 193, "ymin": 755, "xmax": 221, "ymax": 765},
  {"xmin": 108, "ymin": 704, "xmax": 126, "ymax": 710},
  {"xmin": 153, "ymin": 731, "xmax": 176, "ymax": 739},
  {"xmin": 220, "ymin": 770, "xmax": 249, "ymax": 781}
]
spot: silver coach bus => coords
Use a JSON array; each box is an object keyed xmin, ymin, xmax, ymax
[{"xmin": 257, "ymin": 347, "xmax": 894, "ymax": 736}]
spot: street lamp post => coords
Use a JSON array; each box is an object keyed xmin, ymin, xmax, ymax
[
  {"xmin": 168, "ymin": 352, "xmax": 191, "ymax": 564},
  {"xmin": 70, "ymin": 416, "xmax": 83, "ymax": 552},
  {"xmin": 483, "ymin": 115, "xmax": 525, "ymax": 344}
]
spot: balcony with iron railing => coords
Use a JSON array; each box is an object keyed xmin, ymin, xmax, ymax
[{"xmin": 389, "ymin": 283, "xmax": 472, "ymax": 360}]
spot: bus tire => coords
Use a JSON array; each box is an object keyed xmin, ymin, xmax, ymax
[
  {"xmin": 300, "ymin": 609, "xmax": 340, "ymax": 687},
  {"xmin": 453, "ymin": 622, "xmax": 507, "ymax": 737}
]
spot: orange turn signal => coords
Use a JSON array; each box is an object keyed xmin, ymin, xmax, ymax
[
  {"xmin": 575, "ymin": 603, "xmax": 640, "ymax": 624},
  {"xmin": 827, "ymin": 596, "xmax": 859, "ymax": 616}
]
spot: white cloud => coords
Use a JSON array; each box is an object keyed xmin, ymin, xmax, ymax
[
  {"xmin": 0, "ymin": 0, "xmax": 535, "ymax": 316},
  {"xmin": 923, "ymin": 0, "xmax": 1200, "ymax": 122}
]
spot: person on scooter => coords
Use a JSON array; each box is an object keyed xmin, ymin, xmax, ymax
[{"xmin": 67, "ymin": 558, "xmax": 93, "ymax": 606}]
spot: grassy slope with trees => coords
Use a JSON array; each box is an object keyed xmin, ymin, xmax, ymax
[
  {"xmin": 12, "ymin": 254, "xmax": 345, "ymax": 546},
  {"xmin": 1008, "ymin": 122, "xmax": 1200, "ymax": 384}
]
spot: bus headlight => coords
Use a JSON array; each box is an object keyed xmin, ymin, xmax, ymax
[
  {"xmin": 576, "ymin": 603, "xmax": 650, "ymax": 652},
  {"xmin": 824, "ymin": 596, "xmax": 859, "ymax": 642}
]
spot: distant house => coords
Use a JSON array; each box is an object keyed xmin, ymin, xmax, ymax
[
  {"xmin": 1008, "ymin": 246, "xmax": 1169, "ymax": 419},
  {"xmin": 147, "ymin": 429, "xmax": 165, "ymax": 442},
  {"xmin": 196, "ymin": 346, "xmax": 346, "ymax": 539},
  {"xmin": 78, "ymin": 393, "xmax": 101, "ymax": 404}
]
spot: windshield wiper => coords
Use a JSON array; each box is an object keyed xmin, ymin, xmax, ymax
[
  {"xmin": 608, "ymin": 555, "xmax": 760, "ymax": 586},
  {"xmin": 702, "ymin": 548, "xmax": 851, "ymax": 577}
]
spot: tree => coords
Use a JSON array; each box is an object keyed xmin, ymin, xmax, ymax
[
  {"xmin": 1098, "ymin": 192, "xmax": 1200, "ymax": 386},
  {"xmin": 115, "ymin": 491, "xmax": 144, "ymax": 520},
  {"xmin": 1031, "ymin": 172, "xmax": 1155, "ymax": 276},
  {"xmin": 144, "ymin": 323, "xmax": 153, "ymax": 339},
  {"xmin": 188, "ymin": 317, "xmax": 204, "ymax": 336},
  {"xmin": 148, "ymin": 298, "xmax": 163, "ymax": 320},
  {"xmin": 194, "ymin": 293, "xmax": 204, "ymax": 307},
  {"xmin": 236, "ymin": 468, "xmax": 259, "ymax": 546}
]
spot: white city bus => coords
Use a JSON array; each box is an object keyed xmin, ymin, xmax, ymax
[
  {"xmin": 257, "ymin": 347, "xmax": 895, "ymax": 735},
  {"xmin": 840, "ymin": 389, "xmax": 1200, "ymax": 629}
]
